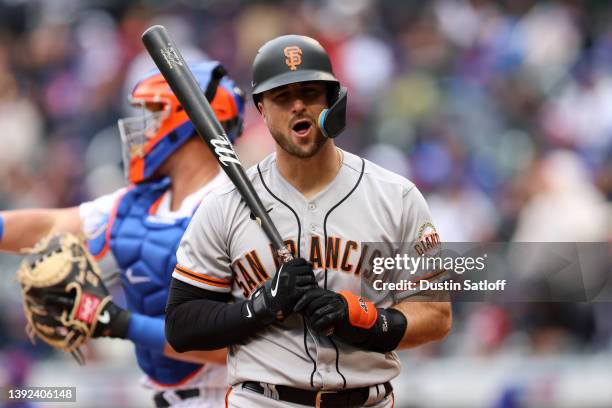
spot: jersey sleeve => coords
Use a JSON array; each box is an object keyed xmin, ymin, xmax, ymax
[
  {"xmin": 78, "ymin": 188, "xmax": 126, "ymax": 272},
  {"xmin": 174, "ymin": 192, "xmax": 233, "ymax": 293},
  {"xmin": 79, "ymin": 188, "xmax": 126, "ymax": 238},
  {"xmin": 393, "ymin": 185, "xmax": 447, "ymax": 301}
]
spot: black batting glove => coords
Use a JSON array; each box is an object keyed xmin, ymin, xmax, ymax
[
  {"xmin": 293, "ymin": 288, "xmax": 344, "ymax": 333},
  {"xmin": 295, "ymin": 288, "xmax": 407, "ymax": 353},
  {"xmin": 32, "ymin": 290, "xmax": 131, "ymax": 339},
  {"xmin": 246, "ymin": 258, "xmax": 318, "ymax": 324}
]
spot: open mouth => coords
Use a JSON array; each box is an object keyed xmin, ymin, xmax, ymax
[{"xmin": 292, "ymin": 119, "xmax": 312, "ymax": 137}]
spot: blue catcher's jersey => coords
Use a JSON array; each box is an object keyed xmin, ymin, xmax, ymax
[{"xmin": 93, "ymin": 177, "xmax": 202, "ymax": 385}]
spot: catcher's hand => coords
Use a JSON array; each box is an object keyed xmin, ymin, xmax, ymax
[{"xmin": 16, "ymin": 232, "xmax": 129, "ymax": 364}]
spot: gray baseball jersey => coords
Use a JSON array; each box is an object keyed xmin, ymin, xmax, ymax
[{"xmin": 174, "ymin": 149, "xmax": 443, "ymax": 390}]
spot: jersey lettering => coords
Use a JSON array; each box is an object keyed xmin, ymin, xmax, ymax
[
  {"xmin": 245, "ymin": 250, "xmax": 270, "ymax": 282},
  {"xmin": 355, "ymin": 244, "xmax": 369, "ymax": 276},
  {"xmin": 233, "ymin": 265, "xmax": 250, "ymax": 298},
  {"xmin": 341, "ymin": 240, "xmax": 358, "ymax": 273},
  {"xmin": 234, "ymin": 260, "xmax": 259, "ymax": 292},
  {"xmin": 309, "ymin": 236, "xmax": 324, "ymax": 269},
  {"xmin": 247, "ymin": 236, "xmax": 365, "ymax": 277},
  {"xmin": 325, "ymin": 237, "xmax": 341, "ymax": 271}
]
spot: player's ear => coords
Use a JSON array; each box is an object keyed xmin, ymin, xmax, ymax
[{"xmin": 258, "ymin": 101, "xmax": 270, "ymax": 127}]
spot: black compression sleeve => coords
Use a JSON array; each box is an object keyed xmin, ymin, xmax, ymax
[
  {"xmin": 361, "ymin": 308, "xmax": 407, "ymax": 353},
  {"xmin": 335, "ymin": 307, "xmax": 407, "ymax": 353},
  {"xmin": 165, "ymin": 278, "xmax": 266, "ymax": 352}
]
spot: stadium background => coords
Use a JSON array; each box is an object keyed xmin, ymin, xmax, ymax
[{"xmin": 0, "ymin": 0, "xmax": 610, "ymax": 407}]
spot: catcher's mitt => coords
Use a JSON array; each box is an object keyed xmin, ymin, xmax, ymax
[{"xmin": 16, "ymin": 232, "xmax": 111, "ymax": 364}]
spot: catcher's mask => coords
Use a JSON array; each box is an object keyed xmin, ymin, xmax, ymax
[
  {"xmin": 118, "ymin": 60, "xmax": 245, "ymax": 184},
  {"xmin": 251, "ymin": 34, "xmax": 347, "ymax": 139}
]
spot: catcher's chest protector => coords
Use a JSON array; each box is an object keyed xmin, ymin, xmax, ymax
[{"xmin": 106, "ymin": 178, "xmax": 202, "ymax": 385}]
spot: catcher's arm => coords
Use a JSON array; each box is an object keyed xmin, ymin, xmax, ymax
[
  {"xmin": 121, "ymin": 310, "xmax": 227, "ymax": 365},
  {"xmin": 18, "ymin": 231, "xmax": 226, "ymax": 365},
  {"xmin": 0, "ymin": 207, "xmax": 81, "ymax": 252},
  {"xmin": 44, "ymin": 291, "xmax": 228, "ymax": 364}
]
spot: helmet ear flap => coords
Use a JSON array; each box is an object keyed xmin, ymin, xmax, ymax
[
  {"xmin": 326, "ymin": 83, "xmax": 341, "ymax": 106},
  {"xmin": 318, "ymin": 86, "xmax": 347, "ymax": 139}
]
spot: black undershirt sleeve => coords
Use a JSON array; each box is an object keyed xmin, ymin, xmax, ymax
[{"xmin": 165, "ymin": 278, "xmax": 266, "ymax": 352}]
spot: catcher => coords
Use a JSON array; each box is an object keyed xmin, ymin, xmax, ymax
[{"xmin": 1, "ymin": 60, "xmax": 244, "ymax": 407}]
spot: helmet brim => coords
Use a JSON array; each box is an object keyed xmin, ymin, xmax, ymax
[{"xmin": 252, "ymin": 69, "xmax": 339, "ymax": 96}]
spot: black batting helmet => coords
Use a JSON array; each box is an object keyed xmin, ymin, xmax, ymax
[
  {"xmin": 251, "ymin": 34, "xmax": 348, "ymax": 138},
  {"xmin": 251, "ymin": 34, "xmax": 340, "ymax": 104}
]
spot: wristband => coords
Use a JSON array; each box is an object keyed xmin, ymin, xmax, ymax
[
  {"xmin": 0, "ymin": 214, "xmax": 4, "ymax": 243},
  {"xmin": 334, "ymin": 305, "xmax": 407, "ymax": 353},
  {"xmin": 126, "ymin": 313, "xmax": 165, "ymax": 352},
  {"xmin": 248, "ymin": 286, "xmax": 276, "ymax": 324},
  {"xmin": 361, "ymin": 308, "xmax": 407, "ymax": 353}
]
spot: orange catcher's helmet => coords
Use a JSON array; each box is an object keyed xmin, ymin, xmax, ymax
[{"xmin": 119, "ymin": 61, "xmax": 244, "ymax": 184}]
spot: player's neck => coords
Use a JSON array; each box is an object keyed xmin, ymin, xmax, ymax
[
  {"xmin": 276, "ymin": 141, "xmax": 342, "ymax": 200},
  {"xmin": 163, "ymin": 140, "xmax": 220, "ymax": 211}
]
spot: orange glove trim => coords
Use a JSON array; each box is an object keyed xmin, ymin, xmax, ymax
[{"xmin": 338, "ymin": 291, "xmax": 378, "ymax": 329}]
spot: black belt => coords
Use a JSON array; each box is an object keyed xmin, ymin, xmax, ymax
[
  {"xmin": 153, "ymin": 388, "xmax": 200, "ymax": 408},
  {"xmin": 242, "ymin": 381, "xmax": 392, "ymax": 408}
]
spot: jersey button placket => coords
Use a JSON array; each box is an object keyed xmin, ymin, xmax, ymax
[{"xmin": 307, "ymin": 202, "xmax": 317, "ymax": 233}]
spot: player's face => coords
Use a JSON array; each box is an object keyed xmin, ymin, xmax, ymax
[{"xmin": 259, "ymin": 81, "xmax": 329, "ymax": 159}]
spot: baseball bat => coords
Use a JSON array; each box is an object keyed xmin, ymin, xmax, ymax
[{"xmin": 141, "ymin": 25, "xmax": 292, "ymax": 262}]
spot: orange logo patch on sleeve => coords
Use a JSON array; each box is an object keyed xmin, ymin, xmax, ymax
[{"xmin": 284, "ymin": 46, "xmax": 302, "ymax": 70}]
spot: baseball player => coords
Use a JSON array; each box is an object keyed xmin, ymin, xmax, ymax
[
  {"xmin": 165, "ymin": 36, "xmax": 452, "ymax": 408},
  {"xmin": 0, "ymin": 61, "xmax": 244, "ymax": 407}
]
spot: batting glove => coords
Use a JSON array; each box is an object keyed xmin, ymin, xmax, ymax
[
  {"xmin": 247, "ymin": 258, "xmax": 318, "ymax": 324},
  {"xmin": 294, "ymin": 288, "xmax": 407, "ymax": 353}
]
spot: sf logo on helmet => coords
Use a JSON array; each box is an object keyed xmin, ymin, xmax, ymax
[{"xmin": 284, "ymin": 46, "xmax": 302, "ymax": 71}]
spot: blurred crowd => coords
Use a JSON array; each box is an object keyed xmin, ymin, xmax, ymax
[{"xmin": 0, "ymin": 0, "xmax": 610, "ymax": 406}]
